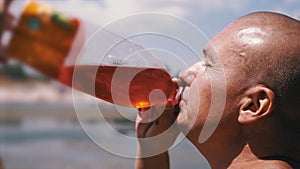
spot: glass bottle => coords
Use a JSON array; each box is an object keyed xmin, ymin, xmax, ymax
[{"xmin": 2, "ymin": 0, "xmax": 183, "ymax": 108}]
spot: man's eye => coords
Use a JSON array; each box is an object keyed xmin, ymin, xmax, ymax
[{"xmin": 202, "ymin": 61, "xmax": 213, "ymax": 68}]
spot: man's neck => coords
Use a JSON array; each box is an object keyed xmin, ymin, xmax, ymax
[
  {"xmin": 196, "ymin": 133, "xmax": 300, "ymax": 169},
  {"xmin": 194, "ymin": 137, "xmax": 245, "ymax": 169},
  {"xmin": 229, "ymin": 145, "xmax": 293, "ymax": 169},
  {"xmin": 246, "ymin": 118, "xmax": 300, "ymax": 167}
]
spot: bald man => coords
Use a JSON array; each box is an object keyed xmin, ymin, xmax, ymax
[{"xmin": 136, "ymin": 12, "xmax": 300, "ymax": 169}]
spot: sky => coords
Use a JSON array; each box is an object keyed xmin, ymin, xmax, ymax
[
  {"xmin": 31, "ymin": 0, "xmax": 299, "ymax": 76},
  {"xmin": 42, "ymin": 0, "xmax": 300, "ymax": 39},
  {"xmin": 12, "ymin": 0, "xmax": 300, "ymax": 76}
]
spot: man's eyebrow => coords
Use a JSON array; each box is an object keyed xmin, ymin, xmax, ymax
[
  {"xmin": 203, "ymin": 47, "xmax": 218, "ymax": 64},
  {"xmin": 202, "ymin": 48, "xmax": 211, "ymax": 60},
  {"xmin": 203, "ymin": 48, "xmax": 208, "ymax": 56}
]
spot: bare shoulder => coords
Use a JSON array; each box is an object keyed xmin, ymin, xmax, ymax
[{"xmin": 229, "ymin": 160, "xmax": 293, "ymax": 169}]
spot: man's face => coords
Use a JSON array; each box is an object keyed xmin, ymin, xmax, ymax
[
  {"xmin": 177, "ymin": 43, "xmax": 221, "ymax": 139},
  {"xmin": 176, "ymin": 58, "xmax": 212, "ymax": 138},
  {"xmin": 176, "ymin": 35, "xmax": 238, "ymax": 143}
]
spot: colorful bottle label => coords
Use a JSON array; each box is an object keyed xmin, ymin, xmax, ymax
[{"xmin": 7, "ymin": 1, "xmax": 80, "ymax": 78}]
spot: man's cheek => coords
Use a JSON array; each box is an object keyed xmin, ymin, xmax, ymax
[
  {"xmin": 191, "ymin": 77, "xmax": 213, "ymax": 127},
  {"xmin": 186, "ymin": 81, "xmax": 201, "ymax": 125}
]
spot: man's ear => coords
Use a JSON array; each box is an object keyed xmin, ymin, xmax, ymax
[{"xmin": 238, "ymin": 85, "xmax": 275, "ymax": 124}]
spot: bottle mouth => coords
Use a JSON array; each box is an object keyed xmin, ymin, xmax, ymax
[
  {"xmin": 174, "ymin": 86, "xmax": 184, "ymax": 104},
  {"xmin": 172, "ymin": 77, "xmax": 187, "ymax": 106},
  {"xmin": 173, "ymin": 87, "xmax": 184, "ymax": 115}
]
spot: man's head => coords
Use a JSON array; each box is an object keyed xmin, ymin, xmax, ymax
[
  {"xmin": 177, "ymin": 11, "xmax": 300, "ymax": 167},
  {"xmin": 214, "ymin": 12, "xmax": 300, "ymax": 125}
]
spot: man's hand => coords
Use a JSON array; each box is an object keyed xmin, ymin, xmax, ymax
[{"xmin": 135, "ymin": 101, "xmax": 180, "ymax": 169}]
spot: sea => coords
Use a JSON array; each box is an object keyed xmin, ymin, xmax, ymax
[{"xmin": 0, "ymin": 118, "xmax": 210, "ymax": 169}]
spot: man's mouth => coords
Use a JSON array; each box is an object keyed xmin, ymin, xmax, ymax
[{"xmin": 174, "ymin": 103, "xmax": 180, "ymax": 116}]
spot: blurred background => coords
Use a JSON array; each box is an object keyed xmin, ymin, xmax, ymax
[{"xmin": 1, "ymin": 0, "xmax": 299, "ymax": 169}]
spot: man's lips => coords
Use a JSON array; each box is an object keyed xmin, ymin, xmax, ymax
[
  {"xmin": 177, "ymin": 86, "xmax": 189, "ymax": 115},
  {"xmin": 181, "ymin": 86, "xmax": 189, "ymax": 103}
]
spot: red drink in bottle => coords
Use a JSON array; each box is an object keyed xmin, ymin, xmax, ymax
[{"xmin": 59, "ymin": 65, "xmax": 179, "ymax": 108}]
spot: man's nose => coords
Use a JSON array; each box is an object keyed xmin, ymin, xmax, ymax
[{"xmin": 178, "ymin": 61, "xmax": 204, "ymax": 86}]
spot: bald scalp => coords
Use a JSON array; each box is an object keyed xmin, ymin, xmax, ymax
[
  {"xmin": 223, "ymin": 12, "xmax": 300, "ymax": 97},
  {"xmin": 223, "ymin": 12, "xmax": 300, "ymax": 129}
]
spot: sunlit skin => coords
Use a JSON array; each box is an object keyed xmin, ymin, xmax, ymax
[{"xmin": 136, "ymin": 12, "xmax": 300, "ymax": 169}]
